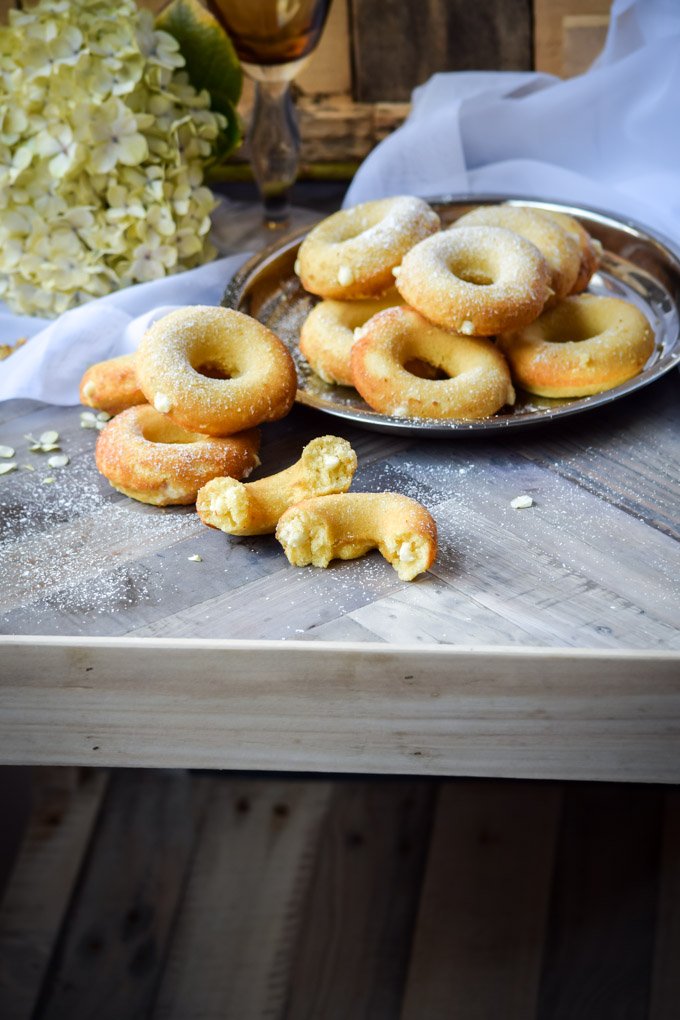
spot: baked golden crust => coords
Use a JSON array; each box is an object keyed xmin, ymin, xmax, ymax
[
  {"xmin": 453, "ymin": 205, "xmax": 581, "ymax": 302},
  {"xmin": 497, "ymin": 293, "xmax": 654, "ymax": 398},
  {"xmin": 196, "ymin": 435, "xmax": 358, "ymax": 535},
  {"xmin": 350, "ymin": 306, "xmax": 515, "ymax": 419},
  {"xmin": 299, "ymin": 291, "xmax": 403, "ymax": 386},
  {"xmin": 395, "ymin": 226, "xmax": 551, "ymax": 336},
  {"xmin": 295, "ymin": 197, "xmax": 440, "ymax": 300},
  {"xmin": 135, "ymin": 306, "xmax": 297, "ymax": 437},
  {"xmin": 275, "ymin": 492, "xmax": 437, "ymax": 581},
  {"xmin": 95, "ymin": 404, "xmax": 261, "ymax": 506},
  {"xmin": 539, "ymin": 210, "xmax": 602, "ymax": 294},
  {"xmin": 79, "ymin": 354, "xmax": 147, "ymax": 415}
]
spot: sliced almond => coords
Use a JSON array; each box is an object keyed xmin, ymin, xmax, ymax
[
  {"xmin": 0, "ymin": 445, "xmax": 15, "ymax": 458},
  {"xmin": 39, "ymin": 430, "xmax": 60, "ymax": 445}
]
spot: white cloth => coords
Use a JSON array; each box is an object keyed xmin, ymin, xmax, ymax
[
  {"xmin": 1, "ymin": 0, "xmax": 679, "ymax": 405},
  {"xmin": 0, "ymin": 254, "xmax": 246, "ymax": 405},
  {"xmin": 345, "ymin": 0, "xmax": 680, "ymax": 246}
]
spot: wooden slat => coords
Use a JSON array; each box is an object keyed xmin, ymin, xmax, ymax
[
  {"xmin": 351, "ymin": 0, "xmax": 533, "ymax": 103},
  {"xmin": 534, "ymin": 0, "xmax": 612, "ymax": 77},
  {"xmin": 649, "ymin": 789, "xmax": 680, "ymax": 1020},
  {"xmin": 285, "ymin": 779, "xmax": 436, "ymax": 1019},
  {"xmin": 35, "ymin": 770, "xmax": 209, "ymax": 1020},
  {"xmin": 151, "ymin": 776, "xmax": 331, "ymax": 1020},
  {"xmin": 0, "ymin": 768, "xmax": 108, "ymax": 1020},
  {"xmin": 1, "ymin": 638, "xmax": 679, "ymax": 782},
  {"xmin": 536, "ymin": 783, "xmax": 664, "ymax": 1020},
  {"xmin": 401, "ymin": 779, "xmax": 562, "ymax": 1020}
]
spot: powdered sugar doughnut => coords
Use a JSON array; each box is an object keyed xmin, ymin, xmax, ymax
[
  {"xmin": 197, "ymin": 435, "xmax": 357, "ymax": 536},
  {"xmin": 396, "ymin": 227, "xmax": 551, "ymax": 336},
  {"xmin": 135, "ymin": 306, "xmax": 297, "ymax": 437},
  {"xmin": 540, "ymin": 210, "xmax": 602, "ymax": 293},
  {"xmin": 299, "ymin": 291, "xmax": 403, "ymax": 386},
  {"xmin": 80, "ymin": 354, "xmax": 146, "ymax": 415},
  {"xmin": 295, "ymin": 197, "xmax": 440, "ymax": 300},
  {"xmin": 276, "ymin": 492, "xmax": 437, "ymax": 581},
  {"xmin": 453, "ymin": 205, "xmax": 581, "ymax": 301},
  {"xmin": 497, "ymin": 294, "xmax": 654, "ymax": 398},
  {"xmin": 95, "ymin": 404, "xmax": 260, "ymax": 506},
  {"xmin": 351, "ymin": 306, "xmax": 515, "ymax": 419}
]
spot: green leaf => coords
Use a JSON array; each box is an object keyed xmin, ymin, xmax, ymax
[
  {"xmin": 207, "ymin": 93, "xmax": 242, "ymax": 160},
  {"xmin": 156, "ymin": 0, "xmax": 243, "ymax": 107}
]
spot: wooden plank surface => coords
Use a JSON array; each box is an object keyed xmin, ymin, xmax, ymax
[
  {"xmin": 649, "ymin": 789, "xmax": 680, "ymax": 1020},
  {"xmin": 535, "ymin": 784, "xmax": 664, "ymax": 1020},
  {"xmin": 2, "ymin": 770, "xmax": 678, "ymax": 1019},
  {"xmin": 401, "ymin": 780, "xmax": 561, "ymax": 1020},
  {"xmin": 1, "ymin": 638, "xmax": 679, "ymax": 782},
  {"xmin": 285, "ymin": 779, "xmax": 436, "ymax": 1019},
  {"xmin": 1, "ymin": 372, "xmax": 678, "ymax": 647},
  {"xmin": 35, "ymin": 770, "xmax": 209, "ymax": 1020},
  {"xmin": 152, "ymin": 776, "xmax": 331, "ymax": 1020},
  {"xmin": 0, "ymin": 768, "xmax": 108, "ymax": 1020},
  {"xmin": 351, "ymin": 0, "xmax": 533, "ymax": 102}
]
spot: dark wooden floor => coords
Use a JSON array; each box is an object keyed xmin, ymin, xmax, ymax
[{"xmin": 0, "ymin": 769, "xmax": 678, "ymax": 1020}]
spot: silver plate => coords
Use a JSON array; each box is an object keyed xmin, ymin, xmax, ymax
[{"xmin": 223, "ymin": 195, "xmax": 680, "ymax": 435}]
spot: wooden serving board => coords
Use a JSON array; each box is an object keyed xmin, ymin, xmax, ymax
[
  {"xmin": 1, "ymin": 191, "xmax": 679, "ymax": 781},
  {"xmin": 1, "ymin": 372, "xmax": 679, "ymax": 781}
]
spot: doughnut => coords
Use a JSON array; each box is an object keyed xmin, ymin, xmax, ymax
[
  {"xmin": 299, "ymin": 291, "xmax": 403, "ymax": 386},
  {"xmin": 395, "ymin": 226, "xmax": 551, "ymax": 336},
  {"xmin": 135, "ymin": 306, "xmax": 297, "ymax": 437},
  {"xmin": 275, "ymin": 492, "xmax": 437, "ymax": 581},
  {"xmin": 295, "ymin": 196, "xmax": 440, "ymax": 300},
  {"xmin": 196, "ymin": 435, "xmax": 358, "ymax": 536},
  {"xmin": 453, "ymin": 205, "xmax": 581, "ymax": 301},
  {"xmin": 350, "ymin": 306, "xmax": 515, "ymax": 419},
  {"xmin": 95, "ymin": 404, "xmax": 260, "ymax": 506},
  {"xmin": 496, "ymin": 294, "xmax": 654, "ymax": 398},
  {"xmin": 79, "ymin": 354, "xmax": 147, "ymax": 415},
  {"xmin": 539, "ymin": 210, "xmax": 602, "ymax": 293}
]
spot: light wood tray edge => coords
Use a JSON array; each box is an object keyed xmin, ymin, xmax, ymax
[{"xmin": 2, "ymin": 637, "xmax": 679, "ymax": 783}]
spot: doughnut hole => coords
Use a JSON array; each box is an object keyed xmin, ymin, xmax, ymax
[
  {"xmin": 446, "ymin": 252, "xmax": 496, "ymax": 287},
  {"xmin": 196, "ymin": 361, "xmax": 233, "ymax": 380},
  {"xmin": 404, "ymin": 358, "xmax": 449, "ymax": 380}
]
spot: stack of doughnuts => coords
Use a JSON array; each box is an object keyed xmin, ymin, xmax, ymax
[
  {"xmin": 80, "ymin": 303, "xmax": 438, "ymax": 580},
  {"xmin": 85, "ymin": 306, "xmax": 297, "ymax": 506},
  {"xmin": 295, "ymin": 198, "xmax": 655, "ymax": 415}
]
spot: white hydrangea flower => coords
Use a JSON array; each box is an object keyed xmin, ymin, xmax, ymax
[{"xmin": 0, "ymin": 0, "xmax": 228, "ymax": 316}]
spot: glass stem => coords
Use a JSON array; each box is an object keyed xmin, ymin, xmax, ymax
[{"xmin": 248, "ymin": 77, "xmax": 300, "ymax": 227}]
